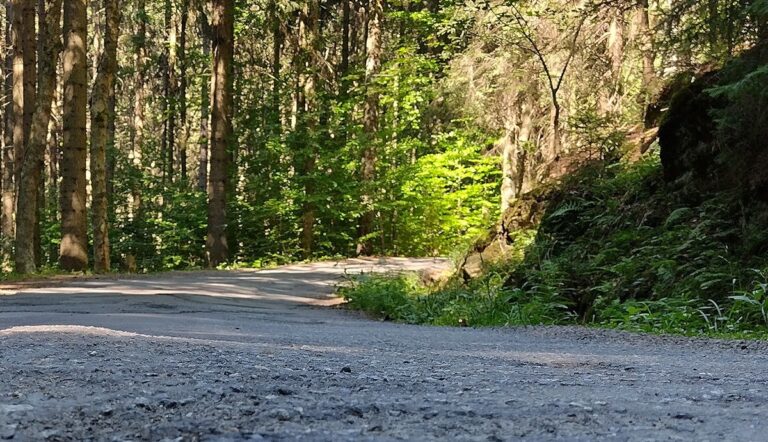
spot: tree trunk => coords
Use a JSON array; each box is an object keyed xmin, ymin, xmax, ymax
[
  {"xmin": 500, "ymin": 101, "xmax": 533, "ymax": 214},
  {"xmin": 178, "ymin": 0, "xmax": 189, "ymax": 181},
  {"xmin": 60, "ymin": 0, "xmax": 88, "ymax": 271},
  {"xmin": 356, "ymin": 0, "xmax": 383, "ymax": 256},
  {"xmin": 197, "ymin": 3, "xmax": 210, "ymax": 192},
  {"xmin": 206, "ymin": 0, "xmax": 233, "ymax": 267},
  {"xmin": 340, "ymin": 0, "xmax": 350, "ymax": 81},
  {"xmin": 270, "ymin": 1, "xmax": 281, "ymax": 134},
  {"xmin": 162, "ymin": 0, "xmax": 176, "ymax": 182},
  {"xmin": 130, "ymin": 0, "xmax": 145, "ymax": 164},
  {"xmin": 637, "ymin": 0, "xmax": 656, "ymax": 103},
  {"xmin": 296, "ymin": 0, "xmax": 320, "ymax": 259},
  {"xmin": 21, "ymin": 0, "xmax": 36, "ymax": 172},
  {"xmin": 89, "ymin": 0, "xmax": 120, "ymax": 273},
  {"xmin": 16, "ymin": 0, "xmax": 61, "ymax": 274},
  {"xmin": 11, "ymin": 0, "xmax": 23, "ymax": 206},
  {"xmin": 601, "ymin": 10, "xmax": 625, "ymax": 114},
  {"xmin": 2, "ymin": 2, "xmax": 16, "ymax": 266}
]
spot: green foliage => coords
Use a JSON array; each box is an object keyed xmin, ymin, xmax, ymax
[
  {"xmin": 384, "ymin": 130, "xmax": 501, "ymax": 256},
  {"xmin": 340, "ymin": 267, "xmax": 575, "ymax": 327},
  {"xmin": 343, "ymin": 153, "xmax": 768, "ymax": 337}
]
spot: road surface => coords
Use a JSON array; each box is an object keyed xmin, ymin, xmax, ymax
[{"xmin": 0, "ymin": 258, "xmax": 767, "ymax": 441}]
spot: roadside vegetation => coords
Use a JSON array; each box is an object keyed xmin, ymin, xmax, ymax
[{"xmin": 341, "ymin": 152, "xmax": 768, "ymax": 338}]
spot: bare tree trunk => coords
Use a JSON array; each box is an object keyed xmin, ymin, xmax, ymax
[
  {"xmin": 59, "ymin": 0, "xmax": 88, "ymax": 271},
  {"xmin": 21, "ymin": 0, "xmax": 36, "ymax": 171},
  {"xmin": 178, "ymin": 0, "xmax": 189, "ymax": 181},
  {"xmin": 638, "ymin": 0, "xmax": 656, "ymax": 102},
  {"xmin": 16, "ymin": 0, "xmax": 60, "ymax": 274},
  {"xmin": 500, "ymin": 101, "xmax": 533, "ymax": 213},
  {"xmin": 11, "ymin": 0, "xmax": 23, "ymax": 209},
  {"xmin": 161, "ymin": 0, "xmax": 176, "ymax": 182},
  {"xmin": 601, "ymin": 10, "xmax": 625, "ymax": 114},
  {"xmin": 296, "ymin": 0, "xmax": 319, "ymax": 259},
  {"xmin": 89, "ymin": 0, "xmax": 120, "ymax": 273},
  {"xmin": 130, "ymin": 0, "xmax": 145, "ymax": 159},
  {"xmin": 197, "ymin": 3, "xmax": 210, "ymax": 192},
  {"xmin": 547, "ymin": 99, "xmax": 561, "ymax": 162},
  {"xmin": 206, "ymin": 0, "xmax": 233, "ymax": 266},
  {"xmin": 356, "ymin": 0, "xmax": 382, "ymax": 256},
  {"xmin": 270, "ymin": 1, "xmax": 281, "ymax": 134},
  {"xmin": 130, "ymin": 0, "xmax": 146, "ymax": 214},
  {"xmin": 2, "ymin": 2, "xmax": 16, "ymax": 266},
  {"xmin": 340, "ymin": 0, "xmax": 350, "ymax": 81}
]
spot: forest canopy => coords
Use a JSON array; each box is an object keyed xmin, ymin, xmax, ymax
[{"xmin": 0, "ymin": 0, "xmax": 766, "ymax": 276}]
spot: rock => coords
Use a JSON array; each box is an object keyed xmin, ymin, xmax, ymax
[
  {"xmin": 269, "ymin": 408, "xmax": 294, "ymax": 421},
  {"xmin": 658, "ymin": 42, "xmax": 768, "ymax": 199},
  {"xmin": 345, "ymin": 406, "xmax": 364, "ymax": 418},
  {"xmin": 340, "ymin": 367, "xmax": 352, "ymax": 374},
  {"xmin": 276, "ymin": 388, "xmax": 293, "ymax": 396},
  {"xmin": 459, "ymin": 188, "xmax": 553, "ymax": 280},
  {"xmin": 0, "ymin": 424, "xmax": 16, "ymax": 440}
]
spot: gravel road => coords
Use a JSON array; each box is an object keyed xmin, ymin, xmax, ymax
[{"xmin": 1, "ymin": 258, "xmax": 767, "ymax": 441}]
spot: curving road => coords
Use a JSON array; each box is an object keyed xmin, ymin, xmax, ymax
[{"xmin": 0, "ymin": 258, "xmax": 767, "ymax": 441}]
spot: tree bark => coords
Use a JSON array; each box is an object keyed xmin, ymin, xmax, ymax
[
  {"xmin": 270, "ymin": 1, "xmax": 281, "ymax": 134},
  {"xmin": 21, "ymin": 0, "xmax": 36, "ymax": 172},
  {"xmin": 89, "ymin": 0, "xmax": 120, "ymax": 273},
  {"xmin": 130, "ymin": 0, "xmax": 146, "ymax": 165},
  {"xmin": 11, "ymin": 0, "xmax": 23, "ymax": 207},
  {"xmin": 178, "ymin": 0, "xmax": 189, "ymax": 181},
  {"xmin": 601, "ymin": 10, "xmax": 625, "ymax": 114},
  {"xmin": 2, "ymin": 2, "xmax": 16, "ymax": 265},
  {"xmin": 637, "ymin": 0, "xmax": 656, "ymax": 103},
  {"xmin": 60, "ymin": 0, "xmax": 89, "ymax": 271},
  {"xmin": 296, "ymin": 0, "xmax": 320, "ymax": 259},
  {"xmin": 356, "ymin": 0, "xmax": 383, "ymax": 256},
  {"xmin": 206, "ymin": 0, "xmax": 233, "ymax": 267},
  {"xmin": 197, "ymin": 2, "xmax": 210, "ymax": 192},
  {"xmin": 340, "ymin": 0, "xmax": 350, "ymax": 81},
  {"xmin": 162, "ymin": 0, "xmax": 176, "ymax": 182},
  {"xmin": 16, "ymin": 0, "xmax": 61, "ymax": 274},
  {"xmin": 500, "ymin": 101, "xmax": 533, "ymax": 213}
]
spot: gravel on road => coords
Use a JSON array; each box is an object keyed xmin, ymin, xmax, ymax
[{"xmin": 1, "ymin": 258, "xmax": 767, "ymax": 441}]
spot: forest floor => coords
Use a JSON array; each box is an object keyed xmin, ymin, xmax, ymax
[{"xmin": 0, "ymin": 258, "xmax": 767, "ymax": 441}]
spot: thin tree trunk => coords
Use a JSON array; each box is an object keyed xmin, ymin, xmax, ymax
[
  {"xmin": 59, "ymin": 0, "xmax": 88, "ymax": 271},
  {"xmin": 206, "ymin": 0, "xmax": 233, "ymax": 266},
  {"xmin": 21, "ymin": 0, "xmax": 36, "ymax": 173},
  {"xmin": 601, "ymin": 10, "xmax": 625, "ymax": 114},
  {"xmin": 89, "ymin": 0, "xmax": 120, "ymax": 273},
  {"xmin": 11, "ymin": 0, "xmax": 23, "ymax": 203},
  {"xmin": 638, "ymin": 0, "xmax": 656, "ymax": 102},
  {"xmin": 178, "ymin": 0, "xmax": 189, "ymax": 181},
  {"xmin": 197, "ymin": 2, "xmax": 210, "ymax": 191},
  {"xmin": 340, "ymin": 0, "xmax": 350, "ymax": 82},
  {"xmin": 130, "ymin": 0, "xmax": 146, "ymax": 216},
  {"xmin": 356, "ymin": 0, "xmax": 383, "ymax": 256},
  {"xmin": 161, "ymin": 0, "xmax": 173, "ymax": 182},
  {"xmin": 297, "ymin": 0, "xmax": 319, "ymax": 259},
  {"xmin": 270, "ymin": 1, "xmax": 281, "ymax": 134},
  {"xmin": 15, "ymin": 0, "xmax": 60, "ymax": 274},
  {"xmin": 130, "ymin": 0, "xmax": 145, "ymax": 164},
  {"xmin": 2, "ymin": 2, "xmax": 15, "ymax": 265}
]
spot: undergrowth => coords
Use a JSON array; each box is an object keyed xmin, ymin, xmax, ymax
[{"xmin": 340, "ymin": 153, "xmax": 768, "ymax": 338}]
